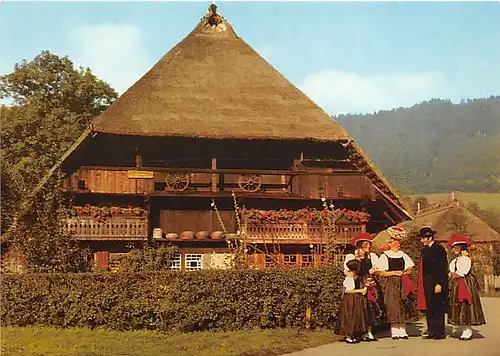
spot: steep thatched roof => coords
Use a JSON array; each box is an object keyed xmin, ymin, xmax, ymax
[
  {"xmin": 91, "ymin": 7, "xmax": 349, "ymax": 142},
  {"xmin": 372, "ymin": 201, "xmax": 500, "ymax": 248}
]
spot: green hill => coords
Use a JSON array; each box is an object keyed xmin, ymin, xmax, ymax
[
  {"xmin": 408, "ymin": 192, "xmax": 500, "ymax": 211},
  {"xmin": 336, "ymin": 97, "xmax": 500, "ymax": 194}
]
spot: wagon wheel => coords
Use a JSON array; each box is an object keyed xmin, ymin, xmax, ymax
[
  {"xmin": 238, "ymin": 174, "xmax": 262, "ymax": 192},
  {"xmin": 165, "ymin": 173, "xmax": 190, "ymax": 192}
]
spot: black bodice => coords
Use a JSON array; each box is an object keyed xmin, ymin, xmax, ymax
[
  {"xmin": 354, "ymin": 277, "xmax": 363, "ymax": 289},
  {"xmin": 360, "ymin": 256, "xmax": 373, "ymax": 276},
  {"xmin": 387, "ymin": 256, "xmax": 405, "ymax": 271}
]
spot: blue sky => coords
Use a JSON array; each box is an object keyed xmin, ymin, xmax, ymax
[{"xmin": 1, "ymin": 1, "xmax": 499, "ymax": 114}]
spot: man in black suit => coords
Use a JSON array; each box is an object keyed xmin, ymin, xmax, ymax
[{"xmin": 418, "ymin": 226, "xmax": 449, "ymax": 340}]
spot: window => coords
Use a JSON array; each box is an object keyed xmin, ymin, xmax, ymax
[
  {"xmin": 301, "ymin": 254, "xmax": 314, "ymax": 267},
  {"xmin": 185, "ymin": 254, "xmax": 203, "ymax": 271},
  {"xmin": 265, "ymin": 255, "xmax": 276, "ymax": 268},
  {"xmin": 283, "ymin": 254, "xmax": 297, "ymax": 266},
  {"xmin": 169, "ymin": 254, "xmax": 182, "ymax": 270}
]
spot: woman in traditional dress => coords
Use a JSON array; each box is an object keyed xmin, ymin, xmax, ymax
[
  {"xmin": 335, "ymin": 259, "xmax": 369, "ymax": 344},
  {"xmin": 377, "ymin": 226, "xmax": 418, "ymax": 339},
  {"xmin": 447, "ymin": 235, "xmax": 486, "ymax": 341},
  {"xmin": 343, "ymin": 232, "xmax": 384, "ymax": 341}
]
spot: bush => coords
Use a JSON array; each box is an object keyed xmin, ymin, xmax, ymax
[
  {"xmin": 1, "ymin": 268, "xmax": 344, "ymax": 332},
  {"xmin": 118, "ymin": 244, "xmax": 180, "ymax": 272}
]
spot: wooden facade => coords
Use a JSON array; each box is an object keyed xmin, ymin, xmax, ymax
[{"xmin": 61, "ymin": 138, "xmax": 407, "ymax": 269}]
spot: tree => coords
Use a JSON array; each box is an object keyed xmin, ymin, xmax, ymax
[
  {"xmin": 1, "ymin": 51, "xmax": 117, "ymax": 233},
  {"xmin": 1, "ymin": 50, "xmax": 116, "ymax": 122},
  {"xmin": 411, "ymin": 196, "xmax": 429, "ymax": 214},
  {"xmin": 9, "ymin": 176, "xmax": 92, "ymax": 272}
]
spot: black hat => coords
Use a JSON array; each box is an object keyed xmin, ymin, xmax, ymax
[
  {"xmin": 417, "ymin": 226, "xmax": 437, "ymax": 238},
  {"xmin": 346, "ymin": 259, "xmax": 362, "ymax": 274}
]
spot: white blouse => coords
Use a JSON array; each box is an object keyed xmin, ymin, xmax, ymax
[
  {"xmin": 377, "ymin": 250, "xmax": 415, "ymax": 271},
  {"xmin": 343, "ymin": 252, "xmax": 379, "ymax": 271},
  {"xmin": 343, "ymin": 276, "xmax": 356, "ymax": 291},
  {"xmin": 449, "ymin": 256, "xmax": 471, "ymax": 277}
]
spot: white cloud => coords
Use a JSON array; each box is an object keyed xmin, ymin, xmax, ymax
[
  {"xmin": 299, "ymin": 70, "xmax": 453, "ymax": 115},
  {"xmin": 69, "ymin": 24, "xmax": 150, "ymax": 94}
]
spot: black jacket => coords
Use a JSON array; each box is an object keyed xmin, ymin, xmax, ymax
[{"xmin": 421, "ymin": 242, "xmax": 449, "ymax": 311}]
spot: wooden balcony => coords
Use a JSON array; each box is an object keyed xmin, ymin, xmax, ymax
[
  {"xmin": 63, "ymin": 216, "xmax": 148, "ymax": 240},
  {"xmin": 243, "ymin": 222, "xmax": 365, "ymax": 244},
  {"xmin": 247, "ymin": 253, "xmax": 347, "ymax": 269}
]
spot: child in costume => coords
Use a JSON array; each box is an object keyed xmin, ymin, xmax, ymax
[
  {"xmin": 448, "ymin": 235, "xmax": 486, "ymax": 341},
  {"xmin": 335, "ymin": 259, "xmax": 369, "ymax": 344},
  {"xmin": 343, "ymin": 232, "xmax": 384, "ymax": 341}
]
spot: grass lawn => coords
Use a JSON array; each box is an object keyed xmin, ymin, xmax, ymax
[
  {"xmin": 408, "ymin": 192, "xmax": 500, "ymax": 211},
  {"xmin": 1, "ymin": 326, "xmax": 340, "ymax": 356}
]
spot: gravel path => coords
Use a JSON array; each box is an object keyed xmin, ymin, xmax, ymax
[{"xmin": 282, "ymin": 298, "xmax": 500, "ymax": 356}]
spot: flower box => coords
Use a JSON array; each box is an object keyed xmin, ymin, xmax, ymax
[{"xmin": 70, "ymin": 205, "xmax": 147, "ymax": 220}]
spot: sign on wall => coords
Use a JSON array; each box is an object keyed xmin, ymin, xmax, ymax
[{"xmin": 127, "ymin": 170, "xmax": 154, "ymax": 179}]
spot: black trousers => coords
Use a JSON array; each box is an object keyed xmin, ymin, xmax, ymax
[
  {"xmin": 423, "ymin": 279, "xmax": 448, "ymax": 337},
  {"xmin": 426, "ymin": 309, "xmax": 445, "ymax": 337}
]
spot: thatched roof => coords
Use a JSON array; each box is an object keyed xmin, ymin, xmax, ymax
[
  {"xmin": 372, "ymin": 201, "xmax": 500, "ymax": 248},
  {"xmin": 91, "ymin": 7, "xmax": 350, "ymax": 141}
]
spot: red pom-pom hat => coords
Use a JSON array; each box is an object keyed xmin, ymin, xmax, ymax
[
  {"xmin": 350, "ymin": 232, "xmax": 373, "ymax": 247},
  {"xmin": 447, "ymin": 234, "xmax": 473, "ymax": 247}
]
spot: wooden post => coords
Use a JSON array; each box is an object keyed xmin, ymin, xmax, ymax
[
  {"xmin": 305, "ymin": 305, "xmax": 312, "ymax": 330},
  {"xmin": 135, "ymin": 153, "xmax": 143, "ymax": 169},
  {"xmin": 211, "ymin": 158, "xmax": 217, "ymax": 192}
]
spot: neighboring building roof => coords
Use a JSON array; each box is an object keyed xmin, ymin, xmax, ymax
[{"xmin": 373, "ymin": 200, "xmax": 500, "ymax": 248}]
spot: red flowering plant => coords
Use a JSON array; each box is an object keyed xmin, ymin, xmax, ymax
[
  {"xmin": 240, "ymin": 207, "xmax": 370, "ymax": 225},
  {"xmin": 70, "ymin": 204, "xmax": 147, "ymax": 219}
]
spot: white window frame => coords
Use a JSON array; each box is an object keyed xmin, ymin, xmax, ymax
[
  {"xmin": 169, "ymin": 254, "xmax": 182, "ymax": 270},
  {"xmin": 185, "ymin": 254, "xmax": 203, "ymax": 271}
]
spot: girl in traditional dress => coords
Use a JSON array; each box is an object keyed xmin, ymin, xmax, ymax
[
  {"xmin": 377, "ymin": 226, "xmax": 418, "ymax": 339},
  {"xmin": 447, "ymin": 235, "xmax": 486, "ymax": 341},
  {"xmin": 335, "ymin": 259, "xmax": 369, "ymax": 344},
  {"xmin": 344, "ymin": 232, "xmax": 384, "ymax": 341}
]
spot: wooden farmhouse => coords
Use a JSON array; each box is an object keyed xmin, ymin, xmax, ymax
[{"xmin": 39, "ymin": 6, "xmax": 412, "ymax": 270}]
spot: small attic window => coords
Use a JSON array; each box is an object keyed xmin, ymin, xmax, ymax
[
  {"xmin": 337, "ymin": 185, "xmax": 345, "ymax": 198},
  {"xmin": 78, "ymin": 180, "xmax": 87, "ymax": 190}
]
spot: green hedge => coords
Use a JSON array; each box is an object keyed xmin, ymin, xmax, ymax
[{"xmin": 1, "ymin": 268, "xmax": 344, "ymax": 332}]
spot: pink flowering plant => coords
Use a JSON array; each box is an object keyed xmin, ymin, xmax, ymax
[
  {"xmin": 240, "ymin": 207, "xmax": 370, "ymax": 224},
  {"xmin": 70, "ymin": 204, "xmax": 147, "ymax": 219}
]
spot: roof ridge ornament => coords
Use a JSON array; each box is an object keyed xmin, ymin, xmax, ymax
[{"xmin": 207, "ymin": 3, "xmax": 223, "ymax": 27}]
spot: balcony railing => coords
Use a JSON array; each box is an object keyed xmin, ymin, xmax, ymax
[
  {"xmin": 243, "ymin": 222, "xmax": 365, "ymax": 243},
  {"xmin": 63, "ymin": 216, "xmax": 148, "ymax": 240},
  {"xmin": 247, "ymin": 253, "xmax": 347, "ymax": 269}
]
